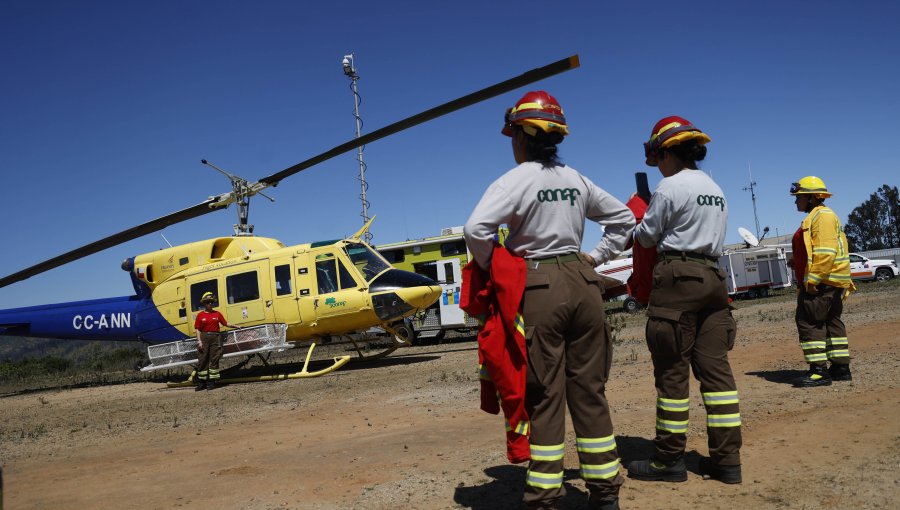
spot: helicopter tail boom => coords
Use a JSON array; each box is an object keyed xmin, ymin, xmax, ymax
[{"xmin": 0, "ymin": 295, "xmax": 181, "ymax": 344}]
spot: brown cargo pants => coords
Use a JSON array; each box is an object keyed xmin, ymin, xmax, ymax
[
  {"xmin": 521, "ymin": 254, "xmax": 624, "ymax": 509},
  {"xmin": 795, "ymin": 285, "xmax": 849, "ymax": 367},
  {"xmin": 197, "ymin": 331, "xmax": 223, "ymax": 381},
  {"xmin": 645, "ymin": 258, "xmax": 742, "ymax": 466}
]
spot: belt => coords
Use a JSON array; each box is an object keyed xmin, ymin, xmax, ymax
[
  {"xmin": 657, "ymin": 250, "xmax": 719, "ymax": 267},
  {"xmin": 527, "ymin": 252, "xmax": 582, "ymax": 268}
]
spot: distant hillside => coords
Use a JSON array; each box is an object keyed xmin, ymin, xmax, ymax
[{"xmin": 0, "ymin": 336, "xmax": 140, "ymax": 362}]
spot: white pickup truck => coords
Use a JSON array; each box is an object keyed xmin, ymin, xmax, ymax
[{"xmin": 849, "ymin": 253, "xmax": 899, "ymax": 282}]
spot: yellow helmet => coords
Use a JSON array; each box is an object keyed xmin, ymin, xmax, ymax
[
  {"xmin": 789, "ymin": 176, "xmax": 832, "ymax": 198},
  {"xmin": 200, "ymin": 292, "xmax": 216, "ymax": 303}
]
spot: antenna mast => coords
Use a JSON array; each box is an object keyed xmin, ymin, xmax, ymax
[
  {"xmin": 742, "ymin": 162, "xmax": 761, "ymax": 239},
  {"xmin": 342, "ymin": 53, "xmax": 372, "ymax": 243}
]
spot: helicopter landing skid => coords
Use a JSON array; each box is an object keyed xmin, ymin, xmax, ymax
[
  {"xmin": 167, "ymin": 342, "xmax": 352, "ymax": 388},
  {"xmin": 342, "ymin": 323, "xmax": 409, "ymax": 361}
]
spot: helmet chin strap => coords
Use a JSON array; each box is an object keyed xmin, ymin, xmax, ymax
[{"xmin": 805, "ymin": 196, "xmax": 823, "ymax": 212}]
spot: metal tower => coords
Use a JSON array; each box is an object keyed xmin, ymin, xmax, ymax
[{"xmin": 342, "ymin": 53, "xmax": 372, "ymax": 243}]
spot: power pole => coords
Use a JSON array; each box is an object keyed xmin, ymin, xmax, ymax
[{"xmin": 742, "ymin": 162, "xmax": 762, "ymax": 239}]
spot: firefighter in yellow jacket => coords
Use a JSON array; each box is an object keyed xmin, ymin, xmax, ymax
[{"xmin": 790, "ymin": 176, "xmax": 856, "ymax": 387}]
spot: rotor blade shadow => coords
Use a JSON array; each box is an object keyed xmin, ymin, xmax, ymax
[{"xmin": 745, "ymin": 369, "xmax": 807, "ymax": 385}]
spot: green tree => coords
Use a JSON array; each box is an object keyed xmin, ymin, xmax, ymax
[{"xmin": 845, "ymin": 184, "xmax": 900, "ymax": 251}]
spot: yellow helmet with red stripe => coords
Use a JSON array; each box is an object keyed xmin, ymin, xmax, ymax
[
  {"xmin": 502, "ymin": 90, "xmax": 568, "ymax": 138},
  {"xmin": 790, "ymin": 176, "xmax": 832, "ymax": 198},
  {"xmin": 644, "ymin": 115, "xmax": 711, "ymax": 166}
]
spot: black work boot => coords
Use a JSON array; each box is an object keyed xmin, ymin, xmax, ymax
[
  {"xmin": 794, "ymin": 365, "xmax": 832, "ymax": 387},
  {"xmin": 194, "ymin": 380, "xmax": 206, "ymax": 391},
  {"xmin": 699, "ymin": 458, "xmax": 742, "ymax": 484},
  {"xmin": 627, "ymin": 457, "xmax": 687, "ymax": 482},
  {"xmin": 206, "ymin": 380, "xmax": 217, "ymax": 391},
  {"xmin": 828, "ymin": 363, "xmax": 852, "ymax": 381}
]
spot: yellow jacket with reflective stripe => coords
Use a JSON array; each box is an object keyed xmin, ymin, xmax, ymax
[{"xmin": 801, "ymin": 205, "xmax": 856, "ymax": 295}]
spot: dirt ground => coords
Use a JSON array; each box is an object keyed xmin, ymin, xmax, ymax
[{"xmin": 3, "ymin": 283, "xmax": 899, "ymax": 510}]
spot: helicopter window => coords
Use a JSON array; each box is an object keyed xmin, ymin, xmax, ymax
[
  {"xmin": 316, "ymin": 259, "xmax": 338, "ymax": 294},
  {"xmin": 380, "ymin": 249, "xmax": 405, "ymax": 263},
  {"xmin": 345, "ymin": 242, "xmax": 390, "ymax": 282},
  {"xmin": 226, "ymin": 271, "xmax": 260, "ymax": 304},
  {"xmin": 274, "ymin": 264, "xmax": 292, "ymax": 296},
  {"xmin": 440, "ymin": 240, "xmax": 467, "ymax": 257},
  {"xmin": 338, "ymin": 260, "xmax": 358, "ymax": 289},
  {"xmin": 179, "ymin": 257, "xmax": 189, "ymax": 266},
  {"xmin": 190, "ymin": 280, "xmax": 218, "ymax": 311}
]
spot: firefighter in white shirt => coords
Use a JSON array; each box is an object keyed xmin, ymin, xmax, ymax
[
  {"xmin": 627, "ymin": 116, "xmax": 743, "ymax": 485},
  {"xmin": 465, "ymin": 91, "xmax": 634, "ymax": 510}
]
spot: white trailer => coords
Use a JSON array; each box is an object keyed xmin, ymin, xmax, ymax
[{"xmin": 718, "ymin": 247, "xmax": 792, "ymax": 299}]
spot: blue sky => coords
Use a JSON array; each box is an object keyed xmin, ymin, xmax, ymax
[{"xmin": 1, "ymin": 0, "xmax": 898, "ymax": 308}]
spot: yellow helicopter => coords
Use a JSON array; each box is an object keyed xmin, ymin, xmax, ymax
[{"xmin": 0, "ymin": 55, "xmax": 580, "ymax": 384}]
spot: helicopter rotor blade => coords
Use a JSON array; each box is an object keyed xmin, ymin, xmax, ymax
[
  {"xmin": 258, "ymin": 54, "xmax": 580, "ymax": 187},
  {"xmin": 0, "ymin": 55, "xmax": 580, "ymax": 289},
  {"xmin": 0, "ymin": 198, "xmax": 222, "ymax": 289}
]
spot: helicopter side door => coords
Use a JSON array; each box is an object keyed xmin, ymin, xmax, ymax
[
  {"xmin": 301, "ymin": 250, "xmax": 371, "ymax": 333},
  {"xmin": 185, "ymin": 277, "xmax": 224, "ymax": 335},
  {"xmin": 222, "ymin": 262, "xmax": 273, "ymax": 326},
  {"xmin": 269, "ymin": 256, "xmax": 301, "ymax": 326}
]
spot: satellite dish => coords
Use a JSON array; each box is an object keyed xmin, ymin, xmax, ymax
[{"xmin": 738, "ymin": 227, "xmax": 760, "ymax": 247}]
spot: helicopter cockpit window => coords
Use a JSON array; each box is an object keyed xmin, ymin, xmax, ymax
[
  {"xmin": 226, "ymin": 271, "xmax": 260, "ymax": 304},
  {"xmin": 316, "ymin": 258, "xmax": 338, "ymax": 295},
  {"xmin": 274, "ymin": 264, "xmax": 292, "ymax": 296},
  {"xmin": 338, "ymin": 260, "xmax": 357, "ymax": 289},
  {"xmin": 190, "ymin": 280, "xmax": 218, "ymax": 311},
  {"xmin": 344, "ymin": 242, "xmax": 390, "ymax": 282}
]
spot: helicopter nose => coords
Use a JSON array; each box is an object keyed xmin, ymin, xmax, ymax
[
  {"xmin": 394, "ymin": 284, "xmax": 442, "ymax": 310},
  {"xmin": 368, "ymin": 269, "xmax": 443, "ymax": 321}
]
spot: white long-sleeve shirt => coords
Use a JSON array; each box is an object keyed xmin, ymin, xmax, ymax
[
  {"xmin": 464, "ymin": 162, "xmax": 635, "ymax": 270},
  {"xmin": 634, "ymin": 169, "xmax": 728, "ymax": 257}
]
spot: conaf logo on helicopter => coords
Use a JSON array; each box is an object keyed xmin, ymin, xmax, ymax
[{"xmin": 325, "ymin": 297, "xmax": 346, "ymax": 308}]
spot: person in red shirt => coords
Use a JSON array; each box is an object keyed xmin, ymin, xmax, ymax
[{"xmin": 194, "ymin": 292, "xmax": 228, "ymax": 390}]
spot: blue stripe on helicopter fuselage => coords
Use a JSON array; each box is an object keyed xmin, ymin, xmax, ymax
[{"xmin": 0, "ymin": 295, "xmax": 183, "ymax": 344}]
